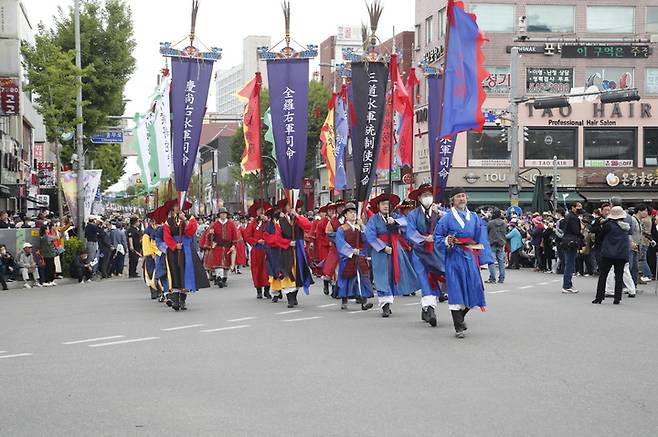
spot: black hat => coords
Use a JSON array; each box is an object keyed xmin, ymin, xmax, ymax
[
  {"xmin": 448, "ymin": 187, "xmax": 466, "ymax": 198},
  {"xmin": 342, "ymin": 202, "xmax": 357, "ymax": 214}
]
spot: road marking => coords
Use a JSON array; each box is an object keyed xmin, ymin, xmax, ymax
[
  {"xmin": 519, "ymin": 285, "xmax": 533, "ymax": 289},
  {"xmin": 201, "ymin": 325, "xmax": 250, "ymax": 333},
  {"xmin": 537, "ymin": 282, "xmax": 549, "ymax": 285},
  {"xmin": 347, "ymin": 310, "xmax": 367, "ymax": 314},
  {"xmin": 404, "ymin": 302, "xmax": 420, "ymax": 306},
  {"xmin": 0, "ymin": 351, "xmax": 6, "ymax": 354},
  {"xmin": 88, "ymin": 337, "xmax": 159, "ymax": 348},
  {"xmin": 62, "ymin": 335, "xmax": 125, "ymax": 345},
  {"xmin": 282, "ymin": 316, "xmax": 323, "ymax": 322},
  {"xmin": 0, "ymin": 353, "xmax": 33, "ymax": 359},
  {"xmin": 317, "ymin": 303, "xmax": 337, "ymax": 308},
  {"xmin": 551, "ymin": 279, "xmax": 561, "ymax": 283},
  {"xmin": 489, "ymin": 290, "xmax": 511, "ymax": 294},
  {"xmin": 275, "ymin": 309, "xmax": 302, "ymax": 315},
  {"xmin": 162, "ymin": 324, "xmax": 205, "ymax": 331},
  {"xmin": 226, "ymin": 317, "xmax": 257, "ymax": 322}
]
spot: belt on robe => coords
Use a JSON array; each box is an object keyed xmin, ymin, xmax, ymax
[
  {"xmin": 379, "ymin": 234, "xmax": 410, "ymax": 284},
  {"xmin": 455, "ymin": 237, "xmax": 482, "ymax": 271},
  {"xmin": 418, "ymin": 234, "xmax": 445, "ymax": 284}
]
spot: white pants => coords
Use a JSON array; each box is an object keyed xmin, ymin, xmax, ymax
[
  {"xmin": 283, "ymin": 287, "xmax": 297, "ymax": 295},
  {"xmin": 215, "ymin": 268, "xmax": 226, "ymax": 278},
  {"xmin": 20, "ymin": 267, "xmax": 39, "ymax": 282},
  {"xmin": 605, "ymin": 262, "xmax": 635, "ymax": 293},
  {"xmin": 377, "ymin": 295, "xmax": 394, "ymax": 308},
  {"xmin": 421, "ymin": 295, "xmax": 437, "ymax": 309}
]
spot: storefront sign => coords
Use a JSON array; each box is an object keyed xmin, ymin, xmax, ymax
[
  {"xmin": 0, "ymin": 78, "xmax": 19, "ymax": 115},
  {"xmin": 483, "ymin": 70, "xmax": 511, "ymax": 94},
  {"xmin": 505, "ymin": 43, "xmax": 562, "ymax": 56},
  {"xmin": 585, "ymin": 160, "xmax": 633, "ymax": 168},
  {"xmin": 580, "ymin": 168, "xmax": 658, "ymax": 188},
  {"xmin": 423, "ymin": 46, "xmax": 444, "ymax": 65},
  {"xmin": 468, "ymin": 159, "xmax": 510, "ymax": 167},
  {"xmin": 524, "ymin": 159, "xmax": 574, "ymax": 168},
  {"xmin": 33, "ymin": 143, "xmax": 45, "ymax": 162},
  {"xmin": 37, "ymin": 162, "xmax": 55, "ymax": 188},
  {"xmin": 561, "ymin": 45, "xmax": 651, "ymax": 59},
  {"xmin": 526, "ymin": 68, "xmax": 573, "ymax": 94},
  {"xmin": 527, "ymin": 101, "xmax": 652, "ymax": 121}
]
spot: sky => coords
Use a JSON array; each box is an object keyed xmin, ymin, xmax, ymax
[{"xmin": 23, "ymin": 0, "xmax": 415, "ymax": 189}]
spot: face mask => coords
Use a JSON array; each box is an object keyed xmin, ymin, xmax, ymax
[{"xmin": 420, "ymin": 196, "xmax": 433, "ymax": 208}]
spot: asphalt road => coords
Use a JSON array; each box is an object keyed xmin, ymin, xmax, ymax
[{"xmin": 1, "ymin": 268, "xmax": 657, "ymax": 437}]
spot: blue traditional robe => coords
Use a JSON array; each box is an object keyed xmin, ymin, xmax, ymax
[
  {"xmin": 365, "ymin": 213, "xmax": 419, "ymax": 296},
  {"xmin": 336, "ymin": 223, "xmax": 374, "ymax": 299},
  {"xmin": 406, "ymin": 206, "xmax": 445, "ymax": 298},
  {"xmin": 434, "ymin": 207, "xmax": 493, "ymax": 309}
]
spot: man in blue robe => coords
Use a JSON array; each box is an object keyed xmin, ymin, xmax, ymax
[
  {"xmin": 406, "ymin": 184, "xmax": 447, "ymax": 327},
  {"xmin": 434, "ymin": 187, "xmax": 493, "ymax": 338},
  {"xmin": 365, "ymin": 193, "xmax": 420, "ymax": 318}
]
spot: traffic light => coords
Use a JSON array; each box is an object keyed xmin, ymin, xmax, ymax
[
  {"xmin": 523, "ymin": 126, "xmax": 530, "ymax": 142},
  {"xmin": 533, "ymin": 96, "xmax": 570, "ymax": 110},
  {"xmin": 499, "ymin": 127, "xmax": 508, "ymax": 143},
  {"xmin": 544, "ymin": 175, "xmax": 555, "ymax": 209},
  {"xmin": 600, "ymin": 89, "xmax": 641, "ymax": 104}
]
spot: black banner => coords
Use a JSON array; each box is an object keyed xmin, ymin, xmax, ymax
[{"xmin": 351, "ymin": 62, "xmax": 389, "ymax": 202}]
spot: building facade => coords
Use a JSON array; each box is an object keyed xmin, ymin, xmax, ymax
[
  {"xmin": 215, "ymin": 35, "xmax": 271, "ymax": 118},
  {"xmin": 319, "ymin": 25, "xmax": 363, "ymax": 91},
  {"xmin": 0, "ymin": 0, "xmax": 47, "ymax": 213},
  {"xmin": 414, "ymin": 0, "xmax": 658, "ymax": 207}
]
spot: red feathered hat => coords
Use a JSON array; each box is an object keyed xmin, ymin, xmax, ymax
[
  {"xmin": 368, "ymin": 193, "xmax": 400, "ymax": 213},
  {"xmin": 409, "ymin": 183, "xmax": 433, "ymax": 201},
  {"xmin": 248, "ymin": 200, "xmax": 272, "ymax": 218}
]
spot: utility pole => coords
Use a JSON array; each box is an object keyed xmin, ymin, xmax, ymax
[
  {"xmin": 508, "ymin": 47, "xmax": 521, "ymax": 207},
  {"xmin": 74, "ymin": 0, "xmax": 85, "ymax": 238},
  {"xmin": 552, "ymin": 155, "xmax": 559, "ymax": 213}
]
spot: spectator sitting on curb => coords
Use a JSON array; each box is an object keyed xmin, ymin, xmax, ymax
[{"xmin": 16, "ymin": 243, "xmax": 42, "ymax": 288}]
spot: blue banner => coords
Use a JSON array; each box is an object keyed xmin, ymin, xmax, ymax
[
  {"xmin": 428, "ymin": 74, "xmax": 456, "ymax": 197},
  {"xmin": 266, "ymin": 59, "xmax": 310, "ymax": 189},
  {"xmin": 334, "ymin": 93, "xmax": 348, "ymax": 190},
  {"xmin": 171, "ymin": 58, "xmax": 214, "ymax": 193}
]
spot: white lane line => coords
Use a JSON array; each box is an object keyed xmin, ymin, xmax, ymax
[
  {"xmin": 537, "ymin": 282, "xmax": 549, "ymax": 286},
  {"xmin": 0, "ymin": 351, "xmax": 6, "ymax": 354},
  {"xmin": 519, "ymin": 285, "xmax": 533, "ymax": 289},
  {"xmin": 551, "ymin": 279, "xmax": 561, "ymax": 283},
  {"xmin": 0, "ymin": 353, "xmax": 33, "ymax": 359},
  {"xmin": 489, "ymin": 290, "xmax": 511, "ymax": 294},
  {"xmin": 88, "ymin": 337, "xmax": 159, "ymax": 348},
  {"xmin": 317, "ymin": 303, "xmax": 337, "ymax": 308},
  {"xmin": 226, "ymin": 317, "xmax": 257, "ymax": 322},
  {"xmin": 275, "ymin": 309, "xmax": 302, "ymax": 315},
  {"xmin": 162, "ymin": 324, "xmax": 205, "ymax": 331},
  {"xmin": 283, "ymin": 316, "xmax": 323, "ymax": 322},
  {"xmin": 200, "ymin": 325, "xmax": 250, "ymax": 333},
  {"xmin": 404, "ymin": 302, "xmax": 420, "ymax": 306},
  {"xmin": 62, "ymin": 335, "xmax": 125, "ymax": 345},
  {"xmin": 347, "ymin": 310, "xmax": 367, "ymax": 314}
]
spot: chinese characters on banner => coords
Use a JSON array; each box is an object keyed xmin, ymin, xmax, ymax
[
  {"xmin": 170, "ymin": 58, "xmax": 214, "ymax": 193},
  {"xmin": 0, "ymin": 78, "xmax": 20, "ymax": 115},
  {"xmin": 351, "ymin": 62, "xmax": 388, "ymax": 202},
  {"xmin": 427, "ymin": 74, "xmax": 457, "ymax": 197},
  {"xmin": 266, "ymin": 59, "xmax": 310, "ymax": 189}
]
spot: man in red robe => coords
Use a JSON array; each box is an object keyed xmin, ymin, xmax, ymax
[
  {"xmin": 323, "ymin": 201, "xmax": 345, "ymax": 297},
  {"xmin": 211, "ymin": 208, "xmax": 238, "ymax": 288},
  {"xmin": 243, "ymin": 200, "xmax": 272, "ymax": 299},
  {"xmin": 313, "ymin": 203, "xmax": 332, "ymax": 293}
]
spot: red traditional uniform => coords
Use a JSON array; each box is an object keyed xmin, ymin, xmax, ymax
[
  {"xmin": 321, "ymin": 216, "xmax": 341, "ymax": 280},
  {"xmin": 199, "ymin": 226, "xmax": 218, "ymax": 270},
  {"xmin": 210, "ymin": 219, "xmax": 238, "ymax": 268},
  {"xmin": 243, "ymin": 217, "xmax": 269, "ymax": 288},
  {"xmin": 234, "ymin": 224, "xmax": 247, "ymax": 267}
]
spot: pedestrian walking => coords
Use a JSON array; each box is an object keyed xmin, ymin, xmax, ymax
[
  {"xmin": 242, "ymin": 200, "xmax": 272, "ymax": 299},
  {"xmin": 486, "ymin": 208, "xmax": 507, "ymax": 283},
  {"xmin": 506, "ymin": 220, "xmax": 523, "ymax": 270},
  {"xmin": 126, "ymin": 217, "xmax": 143, "ymax": 278},
  {"xmin": 559, "ymin": 203, "xmax": 583, "ymax": 294},
  {"xmin": 593, "ymin": 206, "xmax": 630, "ymax": 304}
]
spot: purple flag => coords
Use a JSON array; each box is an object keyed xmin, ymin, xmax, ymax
[
  {"xmin": 428, "ymin": 74, "xmax": 456, "ymax": 198},
  {"xmin": 171, "ymin": 57, "xmax": 214, "ymax": 193},
  {"xmin": 266, "ymin": 59, "xmax": 310, "ymax": 189},
  {"xmin": 334, "ymin": 91, "xmax": 348, "ymax": 190}
]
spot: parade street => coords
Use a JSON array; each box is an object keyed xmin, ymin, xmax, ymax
[{"xmin": 0, "ymin": 271, "xmax": 656, "ymax": 437}]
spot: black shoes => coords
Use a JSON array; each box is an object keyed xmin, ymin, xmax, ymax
[
  {"xmin": 613, "ymin": 300, "xmax": 621, "ymax": 305},
  {"xmin": 217, "ymin": 277, "xmax": 227, "ymax": 288},
  {"xmin": 272, "ymin": 293, "xmax": 280, "ymax": 303},
  {"xmin": 451, "ymin": 310, "xmax": 465, "ymax": 338},
  {"xmin": 382, "ymin": 303, "xmax": 392, "ymax": 318},
  {"xmin": 256, "ymin": 288, "xmax": 263, "ymax": 299},
  {"xmin": 592, "ymin": 299, "xmax": 603, "ymax": 304},
  {"xmin": 263, "ymin": 287, "xmax": 272, "ymax": 299},
  {"xmin": 341, "ymin": 297, "xmax": 348, "ymax": 310},
  {"xmin": 323, "ymin": 281, "xmax": 330, "ymax": 295},
  {"xmin": 427, "ymin": 307, "xmax": 437, "ymax": 327},
  {"xmin": 170, "ymin": 292, "xmax": 180, "ymax": 311},
  {"xmin": 421, "ymin": 308, "xmax": 429, "ymax": 322},
  {"xmin": 361, "ymin": 300, "xmax": 373, "ymax": 311},
  {"xmin": 286, "ymin": 293, "xmax": 294, "ymax": 308},
  {"xmin": 438, "ymin": 293, "xmax": 448, "ymax": 303},
  {"xmin": 150, "ymin": 288, "xmax": 159, "ymax": 299},
  {"xmin": 485, "ymin": 279, "xmax": 496, "ymax": 284},
  {"xmin": 292, "ymin": 291, "xmax": 299, "ymax": 306},
  {"xmin": 180, "ymin": 293, "xmax": 187, "ymax": 310}
]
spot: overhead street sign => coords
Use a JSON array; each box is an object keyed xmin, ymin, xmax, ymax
[{"xmin": 90, "ymin": 130, "xmax": 124, "ymax": 144}]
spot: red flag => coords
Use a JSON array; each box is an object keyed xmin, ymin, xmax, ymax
[
  {"xmin": 390, "ymin": 54, "xmax": 415, "ymax": 167},
  {"xmin": 377, "ymin": 89, "xmax": 394, "ymax": 171},
  {"xmin": 320, "ymin": 93, "xmax": 337, "ymax": 188},
  {"xmin": 238, "ymin": 72, "xmax": 262, "ymax": 176}
]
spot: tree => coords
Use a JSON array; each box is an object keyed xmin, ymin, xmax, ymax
[
  {"xmin": 21, "ymin": 26, "xmax": 86, "ymax": 144},
  {"xmin": 50, "ymin": 0, "xmax": 137, "ymax": 189},
  {"xmin": 306, "ymin": 80, "xmax": 331, "ymax": 177}
]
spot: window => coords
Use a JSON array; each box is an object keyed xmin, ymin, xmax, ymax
[
  {"xmin": 414, "ymin": 24, "xmax": 421, "ymax": 50},
  {"xmin": 647, "ymin": 69, "xmax": 658, "ymax": 95},
  {"xmin": 526, "ymin": 5, "xmax": 575, "ymax": 33},
  {"xmin": 644, "ymin": 128, "xmax": 658, "ymax": 166},
  {"xmin": 587, "ymin": 6, "xmax": 635, "ymax": 33},
  {"xmin": 467, "ymin": 128, "xmax": 510, "ymax": 167},
  {"xmin": 469, "ymin": 4, "xmax": 515, "ymax": 32},
  {"xmin": 483, "ymin": 66, "xmax": 511, "ymax": 94},
  {"xmin": 585, "ymin": 67, "xmax": 634, "ymax": 91},
  {"xmin": 584, "ymin": 129, "xmax": 636, "ymax": 167},
  {"xmin": 524, "ymin": 128, "xmax": 577, "ymax": 167},
  {"xmin": 425, "ymin": 15, "xmax": 433, "ymax": 45},
  {"xmin": 647, "ymin": 7, "xmax": 658, "ymax": 33},
  {"xmin": 438, "ymin": 8, "xmax": 447, "ymax": 38}
]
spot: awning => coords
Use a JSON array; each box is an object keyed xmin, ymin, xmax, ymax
[
  {"xmin": 0, "ymin": 185, "xmax": 9, "ymax": 197},
  {"xmin": 580, "ymin": 191, "xmax": 658, "ymax": 204}
]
